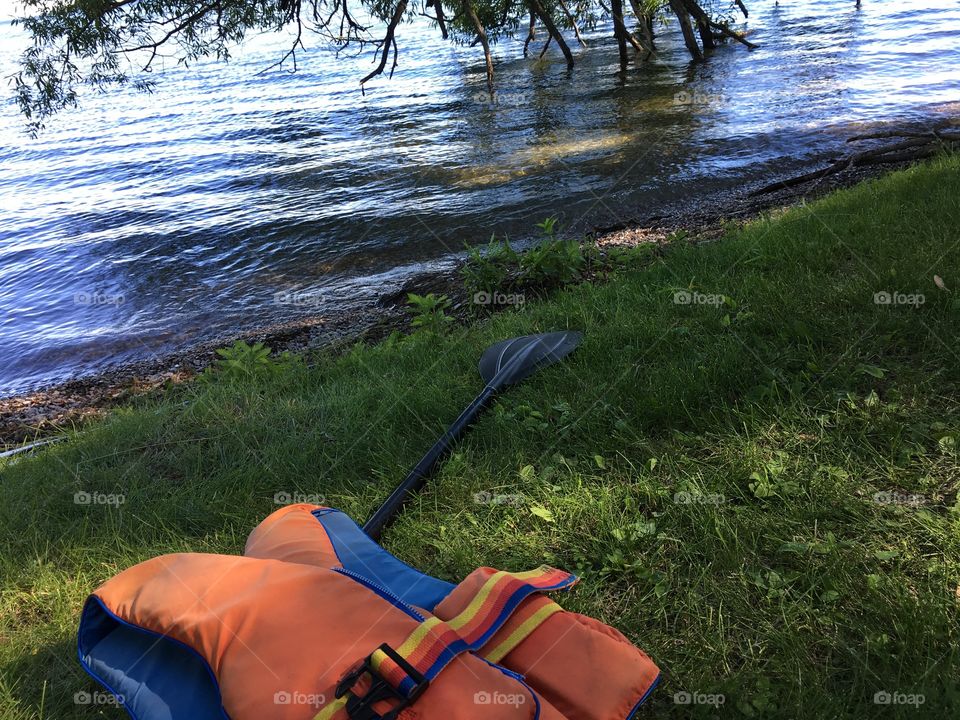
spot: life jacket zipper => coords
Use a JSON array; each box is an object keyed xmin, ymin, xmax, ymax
[{"xmin": 333, "ymin": 566, "xmax": 426, "ymax": 621}]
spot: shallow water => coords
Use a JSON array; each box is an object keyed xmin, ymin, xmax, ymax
[{"xmin": 1, "ymin": 0, "xmax": 958, "ymax": 396}]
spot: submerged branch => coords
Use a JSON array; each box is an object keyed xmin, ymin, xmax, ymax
[
  {"xmin": 751, "ymin": 129, "xmax": 959, "ymax": 196},
  {"xmin": 527, "ymin": 0, "xmax": 574, "ymax": 67},
  {"xmin": 523, "ymin": 12, "xmax": 536, "ymax": 56},
  {"xmin": 668, "ymin": 0, "xmax": 703, "ymax": 61},
  {"xmin": 708, "ymin": 18, "xmax": 758, "ymax": 50}
]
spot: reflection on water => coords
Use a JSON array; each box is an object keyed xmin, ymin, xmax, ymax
[
  {"xmin": 0, "ymin": 0, "xmax": 958, "ymax": 396},
  {"xmin": 453, "ymin": 131, "xmax": 638, "ymax": 186}
]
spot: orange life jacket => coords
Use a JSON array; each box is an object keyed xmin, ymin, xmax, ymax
[{"xmin": 78, "ymin": 504, "xmax": 660, "ymax": 719}]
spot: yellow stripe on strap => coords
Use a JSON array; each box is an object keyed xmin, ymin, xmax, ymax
[
  {"xmin": 447, "ymin": 571, "xmax": 509, "ymax": 631},
  {"xmin": 445, "ymin": 566, "xmax": 555, "ymax": 634},
  {"xmin": 312, "ymin": 696, "xmax": 348, "ymax": 720},
  {"xmin": 391, "ymin": 616, "xmax": 445, "ymax": 659},
  {"xmin": 483, "ymin": 600, "xmax": 564, "ymax": 663}
]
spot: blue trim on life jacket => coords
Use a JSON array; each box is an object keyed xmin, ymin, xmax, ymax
[
  {"xmin": 479, "ymin": 657, "xmax": 541, "ymax": 720},
  {"xmin": 77, "ymin": 595, "xmax": 229, "ymax": 720},
  {"xmin": 312, "ymin": 507, "xmax": 455, "ymax": 611},
  {"xmin": 626, "ymin": 673, "xmax": 661, "ymax": 718},
  {"xmin": 514, "ymin": 674, "xmax": 542, "ymax": 720}
]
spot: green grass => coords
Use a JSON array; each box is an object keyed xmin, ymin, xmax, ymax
[{"xmin": 2, "ymin": 156, "xmax": 960, "ymax": 719}]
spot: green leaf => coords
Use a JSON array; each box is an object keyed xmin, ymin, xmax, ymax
[
  {"xmin": 593, "ymin": 455, "xmax": 606, "ymax": 469},
  {"xmin": 635, "ymin": 521, "xmax": 657, "ymax": 536},
  {"xmin": 749, "ymin": 473, "xmax": 775, "ymax": 498},
  {"xmin": 855, "ymin": 363, "xmax": 886, "ymax": 379},
  {"xmin": 529, "ymin": 504, "xmax": 555, "ymax": 523}
]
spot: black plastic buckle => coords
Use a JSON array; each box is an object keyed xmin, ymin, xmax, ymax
[{"xmin": 335, "ymin": 643, "xmax": 430, "ymax": 720}]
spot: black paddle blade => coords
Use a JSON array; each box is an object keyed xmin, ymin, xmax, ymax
[{"xmin": 479, "ymin": 331, "xmax": 583, "ymax": 389}]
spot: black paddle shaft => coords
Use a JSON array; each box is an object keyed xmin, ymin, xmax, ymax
[
  {"xmin": 361, "ymin": 331, "xmax": 583, "ymax": 541},
  {"xmin": 362, "ymin": 384, "xmax": 496, "ymax": 542}
]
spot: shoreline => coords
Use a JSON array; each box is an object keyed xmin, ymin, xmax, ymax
[{"xmin": 0, "ymin": 134, "xmax": 947, "ymax": 447}]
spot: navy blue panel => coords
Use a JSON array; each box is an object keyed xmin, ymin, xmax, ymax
[
  {"xmin": 313, "ymin": 508, "xmax": 455, "ymax": 611},
  {"xmin": 78, "ymin": 597, "xmax": 229, "ymax": 720}
]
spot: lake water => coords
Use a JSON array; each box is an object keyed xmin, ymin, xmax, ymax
[{"xmin": 1, "ymin": 0, "xmax": 958, "ymax": 397}]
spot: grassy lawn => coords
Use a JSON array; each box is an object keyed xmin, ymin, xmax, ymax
[{"xmin": 2, "ymin": 155, "xmax": 959, "ymax": 719}]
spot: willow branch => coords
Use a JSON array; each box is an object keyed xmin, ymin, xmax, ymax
[
  {"xmin": 557, "ymin": 0, "xmax": 587, "ymax": 47},
  {"xmin": 360, "ymin": 0, "xmax": 408, "ymax": 87},
  {"xmin": 527, "ymin": 0, "xmax": 574, "ymax": 67},
  {"xmin": 523, "ymin": 12, "xmax": 536, "ymax": 56},
  {"xmin": 463, "ymin": 0, "xmax": 493, "ymax": 90},
  {"xmin": 709, "ymin": 18, "xmax": 758, "ymax": 49}
]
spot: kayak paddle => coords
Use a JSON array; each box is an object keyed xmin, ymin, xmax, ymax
[{"xmin": 363, "ymin": 330, "xmax": 583, "ymax": 541}]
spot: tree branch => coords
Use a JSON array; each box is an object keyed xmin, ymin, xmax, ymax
[
  {"xmin": 557, "ymin": 0, "xmax": 587, "ymax": 47},
  {"xmin": 668, "ymin": 0, "xmax": 703, "ymax": 61},
  {"xmin": 708, "ymin": 18, "xmax": 757, "ymax": 50},
  {"xmin": 463, "ymin": 0, "xmax": 494, "ymax": 90},
  {"xmin": 426, "ymin": 0, "xmax": 449, "ymax": 39},
  {"xmin": 523, "ymin": 12, "xmax": 536, "ymax": 57},
  {"xmin": 527, "ymin": 0, "xmax": 574, "ymax": 67},
  {"xmin": 360, "ymin": 0, "xmax": 408, "ymax": 87}
]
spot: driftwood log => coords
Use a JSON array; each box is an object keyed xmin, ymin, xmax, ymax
[{"xmin": 751, "ymin": 126, "xmax": 960, "ymax": 196}]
